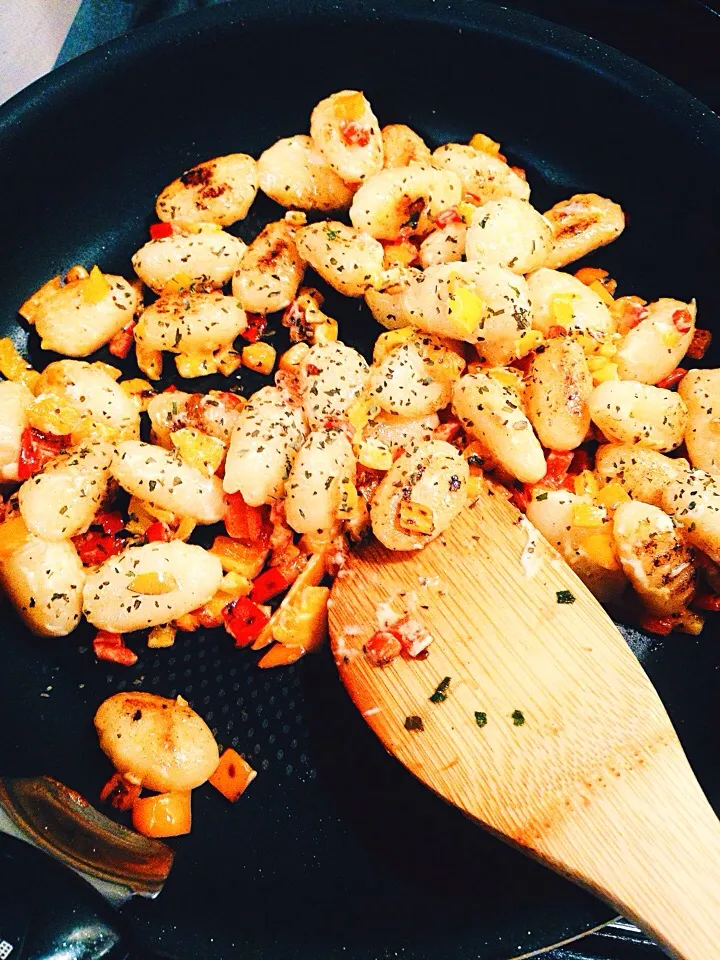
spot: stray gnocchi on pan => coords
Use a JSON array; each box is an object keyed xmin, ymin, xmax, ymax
[{"xmin": 1, "ymin": 89, "xmax": 716, "ymax": 838}]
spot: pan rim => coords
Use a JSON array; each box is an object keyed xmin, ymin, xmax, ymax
[{"xmin": 0, "ymin": 2, "xmax": 717, "ymax": 957}]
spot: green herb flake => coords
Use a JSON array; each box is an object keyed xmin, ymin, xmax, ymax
[
  {"xmin": 404, "ymin": 715, "xmax": 424, "ymax": 732},
  {"xmin": 474, "ymin": 711, "xmax": 487, "ymax": 728},
  {"xmin": 556, "ymin": 589, "xmax": 575, "ymax": 604},
  {"xmin": 512, "ymin": 710, "xmax": 525, "ymax": 726},
  {"xmin": 535, "ymin": 491, "xmax": 548, "ymax": 501},
  {"xmin": 429, "ymin": 676, "xmax": 452, "ymax": 703}
]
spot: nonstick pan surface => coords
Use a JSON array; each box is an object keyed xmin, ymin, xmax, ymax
[{"xmin": 0, "ymin": 2, "xmax": 718, "ymax": 957}]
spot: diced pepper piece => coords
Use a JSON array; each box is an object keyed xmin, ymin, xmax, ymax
[
  {"xmin": 383, "ymin": 240, "xmax": 419, "ymax": 268},
  {"xmin": 224, "ymin": 596, "xmax": 270, "ymax": 647},
  {"xmin": 542, "ymin": 450, "xmax": 574, "ymax": 490},
  {"xmin": 251, "ymin": 552, "xmax": 327, "ymax": 651},
  {"xmin": 130, "ymin": 572, "xmax": 177, "ymax": 595},
  {"xmin": 210, "ymin": 535, "xmax": 269, "ymax": 579},
  {"xmin": 583, "ymin": 533, "xmax": 620, "ymax": 571},
  {"xmin": 108, "ymin": 322, "xmax": 137, "ymax": 360},
  {"xmin": 433, "ymin": 420, "xmax": 463, "ymax": 443},
  {"xmin": 612, "ymin": 296, "xmax": 648, "ymax": 333},
  {"xmin": 514, "ymin": 329, "xmax": 544, "ymax": 359},
  {"xmin": 448, "ymin": 282, "xmax": 485, "ymax": 335},
  {"xmin": 135, "ymin": 342, "xmax": 163, "ymax": 381},
  {"xmin": 174, "ymin": 516, "xmax": 196, "ymax": 542},
  {"xmin": 163, "ymin": 271, "xmax": 193, "ymax": 295},
  {"xmin": 150, "ymin": 222, "xmax": 174, "ymax": 240},
  {"xmin": 469, "ymin": 132, "xmax": 501, "ymax": 155},
  {"xmin": 638, "ymin": 613, "xmax": 674, "ymax": 636},
  {"xmin": 257, "ymin": 643, "xmax": 305, "ymax": 668},
  {"xmin": 73, "ymin": 530, "xmax": 125, "ymax": 566},
  {"xmin": 656, "ymin": 368, "xmax": 688, "ymax": 390},
  {"xmin": 174, "ymin": 612, "xmax": 201, "ymax": 633},
  {"xmin": 250, "ymin": 567, "xmax": 291, "ymax": 604},
  {"xmin": 278, "ymin": 342, "xmax": 310, "ymax": 373},
  {"xmin": 686, "ymin": 328, "xmax": 712, "ymax": 361},
  {"xmin": 100, "ymin": 772, "xmax": 142, "ymax": 811},
  {"xmin": 573, "ymin": 470, "xmax": 599, "ymax": 497},
  {"xmin": 596, "ymin": 482, "xmax": 631, "ymax": 509},
  {"xmin": 313, "ymin": 318, "xmax": 338, "ymax": 343},
  {"xmin": 82, "ymin": 266, "xmax": 111, "ymax": 304},
  {"xmin": 340, "ymin": 121, "xmax": 371, "ymax": 146},
  {"xmin": 171, "ymin": 427, "xmax": 225, "ymax": 476},
  {"xmin": 364, "ymin": 630, "xmax": 402, "ymax": 666},
  {"xmin": 693, "ymin": 593, "xmax": 720, "ymax": 612},
  {"xmin": 373, "ymin": 326, "xmax": 414, "ymax": 363},
  {"xmin": 93, "ymin": 631, "xmax": 138, "ymax": 666},
  {"xmin": 132, "ymin": 792, "xmax": 191, "ymax": 838},
  {"xmin": 434, "ymin": 207, "xmax": 464, "ymax": 229},
  {"xmin": 550, "ymin": 293, "xmax": 577, "ymax": 327},
  {"xmin": 272, "ymin": 585, "xmax": 329, "ymax": 651},
  {"xmin": 357, "ymin": 437, "xmax": 393, "ymax": 471},
  {"xmin": 398, "ymin": 500, "xmax": 435, "ymax": 535},
  {"xmin": 571, "ymin": 503, "xmax": 606, "ymax": 528},
  {"xmin": 240, "ymin": 313, "xmax": 268, "ymax": 343},
  {"xmin": 337, "ymin": 477, "xmax": 359, "ymax": 518},
  {"xmin": 0, "ymin": 338, "xmax": 41, "ymax": 392},
  {"xmin": 148, "ymin": 624, "xmax": 177, "ymax": 648},
  {"xmin": 242, "ymin": 342, "xmax": 276, "ymax": 375},
  {"xmin": 209, "ymin": 748, "xmax": 257, "ymax": 802},
  {"xmin": 589, "ymin": 279, "xmax": 615, "ymax": 307},
  {"xmin": 0, "ymin": 516, "xmax": 30, "ymax": 560},
  {"xmin": 146, "ymin": 520, "xmax": 171, "ymax": 542},
  {"xmin": 592, "ymin": 362, "xmax": 619, "ymax": 384},
  {"xmin": 574, "ymin": 267, "xmax": 609, "ymax": 287},
  {"xmin": 92, "ymin": 512, "xmax": 123, "ymax": 536},
  {"xmin": 18, "ymin": 427, "xmax": 69, "ymax": 479},
  {"xmin": 27, "ymin": 395, "xmax": 81, "ymax": 436},
  {"xmin": 224, "ymin": 492, "xmax": 270, "ymax": 542},
  {"xmin": 672, "ymin": 307, "xmax": 693, "ymax": 334},
  {"xmin": 334, "ymin": 91, "xmax": 365, "ymax": 121}
]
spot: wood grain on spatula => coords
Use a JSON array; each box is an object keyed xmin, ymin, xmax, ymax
[{"xmin": 329, "ymin": 483, "xmax": 720, "ymax": 960}]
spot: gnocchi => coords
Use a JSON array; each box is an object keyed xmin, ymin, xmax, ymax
[
  {"xmin": 285, "ymin": 429, "xmax": 356, "ymax": 533},
  {"xmin": 156, "ymin": 153, "xmax": 258, "ymax": 226},
  {"xmin": 310, "ymin": 90, "xmax": 384, "ymax": 184},
  {"xmin": 588, "ymin": 380, "xmax": 687, "ymax": 452},
  {"xmin": 677, "ymin": 368, "xmax": 720, "ymax": 474},
  {"xmin": 431, "ymin": 143, "xmax": 530, "ymax": 204},
  {"xmin": 295, "ymin": 221, "xmax": 385, "ymax": 297},
  {"xmin": 132, "ymin": 226, "xmax": 247, "ymax": 294},
  {"xmin": 465, "ymin": 197, "xmax": 552, "ymax": 274},
  {"xmin": 258, "ymin": 134, "xmax": 355, "ymax": 210},
  {"xmin": 615, "ymin": 299, "xmax": 696, "ymax": 384},
  {"xmin": 231, "ymin": 219, "xmax": 305, "ymax": 314}
]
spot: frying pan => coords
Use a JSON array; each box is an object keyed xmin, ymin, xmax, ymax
[{"xmin": 0, "ymin": 1, "xmax": 719, "ymax": 957}]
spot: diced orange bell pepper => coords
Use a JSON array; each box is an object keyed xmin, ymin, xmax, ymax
[
  {"xmin": 0, "ymin": 515, "xmax": 30, "ymax": 560},
  {"xmin": 224, "ymin": 492, "xmax": 270, "ymax": 542},
  {"xmin": 208, "ymin": 748, "xmax": 257, "ymax": 802},
  {"xmin": 210, "ymin": 535, "xmax": 269, "ymax": 579},
  {"xmin": 257, "ymin": 643, "xmax": 306, "ymax": 668},
  {"xmin": 132, "ymin": 791, "xmax": 192, "ymax": 838}
]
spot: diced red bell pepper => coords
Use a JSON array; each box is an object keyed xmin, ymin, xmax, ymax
[
  {"xmin": 656, "ymin": 368, "xmax": 688, "ymax": 390},
  {"xmin": 146, "ymin": 520, "xmax": 170, "ymax": 542},
  {"xmin": 93, "ymin": 631, "xmax": 138, "ymax": 666},
  {"xmin": 434, "ymin": 207, "xmax": 463, "ymax": 229},
  {"xmin": 510, "ymin": 485, "xmax": 531, "ymax": 513},
  {"xmin": 433, "ymin": 419, "xmax": 463, "ymax": 443},
  {"xmin": 213, "ymin": 390, "xmax": 244, "ymax": 410},
  {"xmin": 687, "ymin": 328, "xmax": 712, "ymax": 361},
  {"xmin": 73, "ymin": 530, "xmax": 125, "ymax": 566},
  {"xmin": 638, "ymin": 614, "xmax": 674, "ymax": 636},
  {"xmin": 94, "ymin": 511, "xmax": 125, "ymax": 536},
  {"xmin": 364, "ymin": 630, "xmax": 402, "ymax": 667},
  {"xmin": 224, "ymin": 491, "xmax": 270, "ymax": 542},
  {"xmin": 569, "ymin": 448, "xmax": 592, "ymax": 474},
  {"xmin": 693, "ymin": 593, "xmax": 720, "ymax": 612},
  {"xmin": 18, "ymin": 427, "xmax": 69, "ymax": 480},
  {"xmin": 150, "ymin": 222, "xmax": 174, "ymax": 240},
  {"xmin": 163, "ymin": 383, "xmax": 179, "ymax": 393},
  {"xmin": 241, "ymin": 313, "xmax": 268, "ymax": 343},
  {"xmin": 546, "ymin": 325, "xmax": 567, "ymax": 339},
  {"xmin": 672, "ymin": 307, "xmax": 693, "ymax": 334},
  {"xmin": 541, "ymin": 450, "xmax": 574, "ymax": 490},
  {"xmin": 100, "ymin": 772, "xmax": 142, "ymax": 810},
  {"xmin": 340, "ymin": 121, "xmax": 371, "ymax": 147},
  {"xmin": 249, "ymin": 567, "xmax": 290, "ymax": 604},
  {"xmin": 108, "ymin": 322, "xmax": 137, "ymax": 360},
  {"xmin": 224, "ymin": 596, "xmax": 269, "ymax": 647}
]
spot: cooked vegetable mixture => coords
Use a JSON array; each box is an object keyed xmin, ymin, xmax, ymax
[{"xmin": 1, "ymin": 89, "xmax": 715, "ymax": 835}]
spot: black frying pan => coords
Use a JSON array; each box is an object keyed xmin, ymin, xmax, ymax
[{"xmin": 0, "ymin": 2, "xmax": 719, "ymax": 957}]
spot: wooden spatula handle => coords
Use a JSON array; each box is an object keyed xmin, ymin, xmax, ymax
[{"xmin": 536, "ymin": 739, "xmax": 720, "ymax": 959}]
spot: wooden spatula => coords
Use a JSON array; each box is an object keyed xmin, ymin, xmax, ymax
[{"xmin": 328, "ymin": 483, "xmax": 720, "ymax": 959}]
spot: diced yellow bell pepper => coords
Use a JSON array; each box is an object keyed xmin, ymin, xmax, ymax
[
  {"xmin": 148, "ymin": 625, "xmax": 177, "ymax": 648},
  {"xmin": 398, "ymin": 500, "xmax": 435, "ymax": 535},
  {"xmin": 27, "ymin": 394, "xmax": 81, "ymax": 436},
  {"xmin": 120, "ymin": 378, "xmax": 156, "ymax": 412},
  {"xmin": 571, "ymin": 502, "xmax": 606, "ymax": 528},
  {"xmin": 135, "ymin": 342, "xmax": 163, "ymax": 380},
  {"xmin": 469, "ymin": 132, "xmax": 501, "ymax": 155},
  {"xmin": 81, "ymin": 265, "xmax": 111, "ymax": 304},
  {"xmin": 373, "ymin": 326, "xmax": 414, "ymax": 364},
  {"xmin": 242, "ymin": 342, "xmax": 276, "ymax": 375},
  {"xmin": 163, "ymin": 271, "xmax": 193, "ymax": 295},
  {"xmin": 182, "ymin": 221, "xmax": 223, "ymax": 234},
  {"xmin": 171, "ymin": 427, "xmax": 225, "ymax": 476},
  {"xmin": 0, "ymin": 338, "xmax": 41, "ymax": 393},
  {"xmin": 173, "ymin": 612, "xmax": 201, "ymax": 632},
  {"xmin": 251, "ymin": 552, "xmax": 327, "ymax": 651},
  {"xmin": 210, "ymin": 536, "xmax": 269, "ymax": 579},
  {"xmin": 174, "ymin": 516, "xmax": 196, "ymax": 542},
  {"xmin": 383, "ymin": 241, "xmax": 418, "ymax": 269},
  {"xmin": 215, "ymin": 345, "xmax": 243, "ymax": 377},
  {"xmin": 661, "ymin": 327, "xmax": 683, "ymax": 348},
  {"xmin": 488, "ymin": 367, "xmax": 524, "ymax": 392},
  {"xmin": 273, "ymin": 584, "xmax": 330, "ymax": 651},
  {"xmin": 131, "ymin": 496, "xmax": 176, "ymax": 526},
  {"xmin": 92, "ymin": 361, "xmax": 122, "ymax": 381},
  {"xmin": 514, "ymin": 329, "xmax": 544, "ymax": 358},
  {"xmin": 592, "ymin": 362, "xmax": 619, "ymax": 384},
  {"xmin": 337, "ymin": 477, "xmax": 359, "ymax": 517},
  {"xmin": 219, "ymin": 571, "xmax": 252, "ymax": 600},
  {"xmin": 175, "ymin": 352, "xmax": 217, "ymax": 378},
  {"xmin": 674, "ymin": 611, "xmax": 705, "ymax": 636},
  {"xmin": 334, "ymin": 91, "xmax": 365, "ymax": 121},
  {"xmin": 589, "ymin": 279, "xmax": 615, "ymax": 307},
  {"xmin": 313, "ymin": 318, "xmax": 338, "ymax": 343},
  {"xmin": 357, "ymin": 437, "xmax": 393, "ymax": 471},
  {"xmin": 279, "ymin": 342, "xmax": 310, "ymax": 373},
  {"xmin": 550, "ymin": 293, "xmax": 578, "ymax": 327},
  {"xmin": 257, "ymin": 643, "xmax": 306, "ymax": 668},
  {"xmin": 467, "ymin": 472, "xmax": 486, "ymax": 501},
  {"xmin": 574, "ymin": 470, "xmax": 599, "ymax": 497},
  {"xmin": 583, "ymin": 533, "xmax": 620, "ymax": 571},
  {"xmin": 573, "ymin": 331, "xmax": 599, "ymax": 356},
  {"xmin": 456, "ymin": 201, "xmax": 477, "ymax": 225},
  {"xmin": 130, "ymin": 571, "xmax": 178, "ymax": 595},
  {"xmin": 596, "ymin": 481, "xmax": 631, "ymax": 509},
  {"xmin": 587, "ymin": 355, "xmax": 610, "ymax": 373},
  {"xmin": 598, "ymin": 340, "xmax": 619, "ymax": 359},
  {"xmin": 448, "ymin": 281, "xmax": 485, "ymax": 335},
  {"xmin": 0, "ymin": 516, "xmax": 30, "ymax": 560},
  {"xmin": 347, "ymin": 395, "xmax": 377, "ymax": 444}
]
